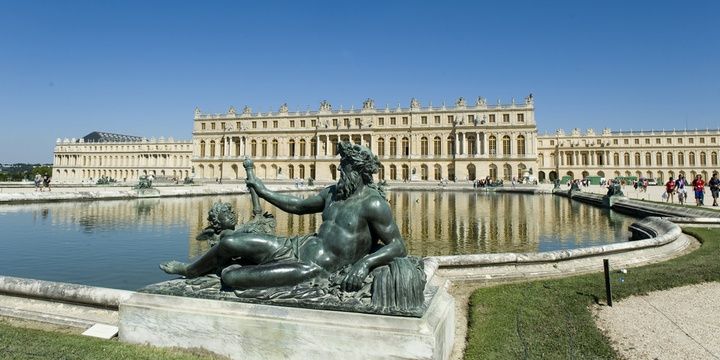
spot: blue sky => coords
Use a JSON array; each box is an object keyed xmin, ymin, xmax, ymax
[{"xmin": 1, "ymin": 1, "xmax": 719, "ymax": 163}]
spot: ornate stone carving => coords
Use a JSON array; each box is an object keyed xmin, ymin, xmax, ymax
[
  {"xmin": 362, "ymin": 98, "xmax": 375, "ymax": 110},
  {"xmin": 319, "ymin": 100, "xmax": 332, "ymax": 112},
  {"xmin": 410, "ymin": 98, "xmax": 420, "ymax": 110},
  {"xmin": 279, "ymin": 103, "xmax": 289, "ymax": 114},
  {"xmin": 455, "ymin": 97, "xmax": 466, "ymax": 109},
  {"xmin": 242, "ymin": 105, "xmax": 252, "ymax": 115},
  {"xmin": 475, "ymin": 96, "xmax": 487, "ymax": 108},
  {"xmin": 525, "ymin": 93, "xmax": 534, "ymax": 106}
]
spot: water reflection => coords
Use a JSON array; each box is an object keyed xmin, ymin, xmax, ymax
[{"xmin": 0, "ymin": 192, "xmax": 636, "ymax": 289}]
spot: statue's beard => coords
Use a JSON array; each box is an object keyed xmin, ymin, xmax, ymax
[{"xmin": 337, "ymin": 168, "xmax": 363, "ymax": 200}]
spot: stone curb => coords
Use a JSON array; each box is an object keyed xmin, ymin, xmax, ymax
[{"xmin": 0, "ymin": 276, "xmax": 133, "ymax": 309}]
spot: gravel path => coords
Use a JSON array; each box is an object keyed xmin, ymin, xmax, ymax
[{"xmin": 594, "ymin": 282, "xmax": 720, "ymax": 360}]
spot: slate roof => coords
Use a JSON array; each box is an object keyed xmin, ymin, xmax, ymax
[{"xmin": 82, "ymin": 131, "xmax": 144, "ymax": 143}]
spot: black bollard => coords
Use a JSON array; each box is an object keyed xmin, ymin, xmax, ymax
[{"xmin": 603, "ymin": 259, "xmax": 612, "ymax": 307}]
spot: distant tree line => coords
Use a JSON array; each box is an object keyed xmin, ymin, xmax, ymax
[{"xmin": 0, "ymin": 164, "xmax": 53, "ymax": 181}]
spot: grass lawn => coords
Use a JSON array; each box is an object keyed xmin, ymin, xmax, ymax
[
  {"xmin": 0, "ymin": 319, "xmax": 223, "ymax": 360},
  {"xmin": 465, "ymin": 227, "xmax": 720, "ymax": 359}
]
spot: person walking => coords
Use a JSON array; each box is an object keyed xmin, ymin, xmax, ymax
[
  {"xmin": 692, "ymin": 174, "xmax": 705, "ymax": 206},
  {"xmin": 43, "ymin": 175, "xmax": 51, "ymax": 192},
  {"xmin": 676, "ymin": 175, "xmax": 688, "ymax": 205},
  {"xmin": 664, "ymin": 176, "xmax": 676, "ymax": 203},
  {"xmin": 709, "ymin": 172, "xmax": 720, "ymax": 206}
]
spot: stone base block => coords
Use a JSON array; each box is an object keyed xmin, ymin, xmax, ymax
[{"xmin": 119, "ymin": 287, "xmax": 454, "ymax": 360}]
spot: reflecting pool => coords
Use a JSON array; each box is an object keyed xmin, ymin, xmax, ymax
[{"xmin": 0, "ymin": 191, "xmax": 637, "ymax": 290}]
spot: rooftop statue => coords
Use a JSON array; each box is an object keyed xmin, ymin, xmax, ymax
[{"xmin": 157, "ymin": 142, "xmax": 426, "ymax": 316}]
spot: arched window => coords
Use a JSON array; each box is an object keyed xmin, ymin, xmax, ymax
[
  {"xmin": 420, "ymin": 137, "xmax": 428, "ymax": 156},
  {"xmin": 434, "ymin": 164, "xmax": 442, "ymax": 180},
  {"xmin": 700, "ymin": 152, "xmax": 707, "ymax": 166},
  {"xmin": 389, "ymin": 137, "xmax": 397, "ymax": 157},
  {"xmin": 250, "ymin": 140, "xmax": 257, "ymax": 157},
  {"xmin": 712, "ymin": 152, "xmax": 718, "ymax": 166},
  {"xmin": 624, "ymin": 153, "xmax": 630, "ymax": 166},
  {"xmin": 489, "ymin": 164, "xmax": 497, "ymax": 180},
  {"xmin": 433, "ymin": 136, "xmax": 441, "ymax": 155},
  {"xmin": 656, "ymin": 152, "xmax": 662, "ymax": 166},
  {"xmin": 272, "ymin": 139, "xmax": 278, "ymax": 157},
  {"xmin": 310, "ymin": 138, "xmax": 317, "ymax": 156},
  {"xmin": 421, "ymin": 164, "xmax": 429, "ymax": 180},
  {"xmin": 299, "ymin": 165, "xmax": 305, "ymax": 179},
  {"xmin": 678, "ymin": 152, "xmax": 685, "ymax": 166},
  {"xmin": 389, "ymin": 165, "xmax": 397, "ymax": 180},
  {"xmin": 377, "ymin": 137, "xmax": 385, "ymax": 156},
  {"xmin": 289, "ymin": 139, "xmax": 296, "ymax": 157},
  {"xmin": 645, "ymin": 152, "xmax": 651, "ymax": 166},
  {"xmin": 488, "ymin": 136, "xmax": 497, "ymax": 155},
  {"xmin": 378, "ymin": 165, "xmax": 385, "ymax": 180},
  {"xmin": 667, "ymin": 152, "xmax": 673, "ymax": 166},
  {"xmin": 689, "ymin": 152, "xmax": 696, "ymax": 166},
  {"xmin": 634, "ymin": 152, "xmax": 641, "ymax": 166},
  {"xmin": 502, "ymin": 136, "xmax": 511, "ymax": 155},
  {"xmin": 261, "ymin": 139, "xmax": 268, "ymax": 157},
  {"xmin": 210, "ymin": 140, "xmax": 216, "ymax": 157},
  {"xmin": 613, "ymin": 153, "xmax": 619, "ymax": 166},
  {"xmin": 516, "ymin": 135, "xmax": 526, "ymax": 155},
  {"xmin": 200, "ymin": 141, "xmax": 206, "ymax": 157},
  {"xmin": 447, "ymin": 136, "xmax": 454, "ymax": 155},
  {"xmin": 288, "ymin": 165, "xmax": 295, "ymax": 179},
  {"xmin": 402, "ymin": 137, "xmax": 410, "ymax": 157},
  {"xmin": 300, "ymin": 139, "xmax": 306, "ymax": 156}
]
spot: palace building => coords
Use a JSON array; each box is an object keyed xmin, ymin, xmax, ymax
[
  {"xmin": 190, "ymin": 95, "xmax": 537, "ymax": 183},
  {"xmin": 53, "ymin": 131, "xmax": 193, "ymax": 183},
  {"xmin": 536, "ymin": 127, "xmax": 720, "ymax": 184},
  {"xmin": 52, "ymin": 95, "xmax": 720, "ymax": 185}
]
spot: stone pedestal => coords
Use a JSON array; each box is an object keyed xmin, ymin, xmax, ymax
[{"xmin": 119, "ymin": 286, "xmax": 454, "ymax": 360}]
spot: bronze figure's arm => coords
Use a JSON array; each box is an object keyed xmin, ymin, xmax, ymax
[{"xmin": 246, "ymin": 177, "xmax": 326, "ymax": 215}]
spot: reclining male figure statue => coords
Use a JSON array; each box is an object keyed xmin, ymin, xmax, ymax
[{"xmin": 160, "ymin": 142, "xmax": 407, "ymax": 292}]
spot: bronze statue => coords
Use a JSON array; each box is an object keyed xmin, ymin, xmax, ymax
[{"xmin": 160, "ymin": 142, "xmax": 408, "ymax": 293}]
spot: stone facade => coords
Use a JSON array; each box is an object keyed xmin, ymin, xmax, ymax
[
  {"xmin": 52, "ymin": 135, "xmax": 193, "ymax": 183},
  {"xmin": 191, "ymin": 95, "xmax": 538, "ymax": 182},
  {"xmin": 536, "ymin": 128, "xmax": 720, "ymax": 183},
  {"xmin": 53, "ymin": 95, "xmax": 720, "ymax": 185}
]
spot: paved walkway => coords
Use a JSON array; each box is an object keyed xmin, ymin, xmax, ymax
[{"xmin": 595, "ymin": 281, "xmax": 720, "ymax": 360}]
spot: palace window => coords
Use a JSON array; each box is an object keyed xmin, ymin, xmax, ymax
[
  {"xmin": 261, "ymin": 140, "xmax": 267, "ymax": 157},
  {"xmin": 273, "ymin": 121, "xmax": 278, "ymax": 128},
  {"xmin": 700, "ymin": 137, "xmax": 705, "ymax": 144},
  {"xmin": 211, "ymin": 123, "xmax": 216, "ymax": 130},
  {"xmin": 624, "ymin": 153, "xmax": 630, "ymax": 166},
  {"xmin": 645, "ymin": 152, "xmax": 652, "ymax": 165},
  {"xmin": 678, "ymin": 152, "xmax": 685, "ymax": 166},
  {"xmin": 700, "ymin": 152, "xmax": 707, "ymax": 166},
  {"xmin": 389, "ymin": 138, "xmax": 397, "ymax": 157},
  {"xmin": 667, "ymin": 138, "xmax": 672, "ymax": 144},
  {"xmin": 201, "ymin": 123, "xmax": 206, "ymax": 130},
  {"xmin": 613, "ymin": 139, "xmax": 618, "ymax": 145},
  {"xmin": 402, "ymin": 116, "xmax": 408, "ymax": 125},
  {"xmin": 252, "ymin": 121, "xmax": 257, "ymax": 129},
  {"xmin": 689, "ymin": 138, "xmax": 694, "ymax": 144},
  {"xmin": 289, "ymin": 139, "xmax": 295, "ymax": 157},
  {"xmin": 402, "ymin": 137, "xmax": 410, "ymax": 157},
  {"xmin": 344, "ymin": 118, "xmax": 350, "ymax": 127},
  {"xmin": 221, "ymin": 122, "xmax": 226, "ymax": 129},
  {"xmin": 502, "ymin": 114, "xmax": 510, "ymax": 122},
  {"xmin": 262, "ymin": 121, "xmax": 267, "ymax": 128},
  {"xmin": 656, "ymin": 152, "xmax": 662, "ymax": 166},
  {"xmin": 354, "ymin": 118, "xmax": 361, "ymax": 127},
  {"xmin": 489, "ymin": 136, "xmax": 497, "ymax": 155},
  {"xmin": 434, "ymin": 136, "xmax": 441, "ymax": 155},
  {"xmin": 689, "ymin": 152, "xmax": 696, "ymax": 166},
  {"xmin": 310, "ymin": 138, "xmax": 317, "ymax": 156},
  {"xmin": 332, "ymin": 118, "xmax": 338, "ymax": 127},
  {"xmin": 378, "ymin": 117, "xmax": 384, "ymax": 126},
  {"xmin": 390, "ymin": 117, "xmax": 396, "ymax": 125},
  {"xmin": 489, "ymin": 114, "xmax": 496, "ymax": 123},
  {"xmin": 421, "ymin": 137, "xmax": 428, "ymax": 156},
  {"xmin": 272, "ymin": 140, "xmax": 278, "ymax": 156},
  {"xmin": 448, "ymin": 115, "xmax": 454, "ymax": 124},
  {"xmin": 301, "ymin": 120, "xmax": 306, "ymax": 127},
  {"xmin": 517, "ymin": 113, "xmax": 524, "ymax": 122},
  {"xmin": 434, "ymin": 115, "xmax": 441, "ymax": 124},
  {"xmin": 377, "ymin": 138, "xmax": 385, "ymax": 156},
  {"xmin": 667, "ymin": 152, "xmax": 673, "ymax": 166},
  {"xmin": 236, "ymin": 122, "xmax": 241, "ymax": 129},
  {"xmin": 623, "ymin": 139, "xmax": 629, "ymax": 145},
  {"xmin": 678, "ymin": 138, "xmax": 683, "ymax": 144},
  {"xmin": 251, "ymin": 140, "xmax": 257, "ymax": 157},
  {"xmin": 656, "ymin": 138, "xmax": 661, "ymax": 144},
  {"xmin": 502, "ymin": 136, "xmax": 511, "ymax": 155},
  {"xmin": 290, "ymin": 120, "xmax": 295, "ymax": 127},
  {"xmin": 613, "ymin": 153, "xmax": 620, "ymax": 166},
  {"xmin": 517, "ymin": 135, "xmax": 526, "ymax": 155},
  {"xmin": 311, "ymin": 119, "xmax": 316, "ymax": 127},
  {"xmin": 645, "ymin": 139, "xmax": 650, "ymax": 144},
  {"xmin": 421, "ymin": 116, "xmax": 427, "ymax": 125},
  {"xmin": 300, "ymin": 139, "xmax": 306, "ymax": 156}
]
